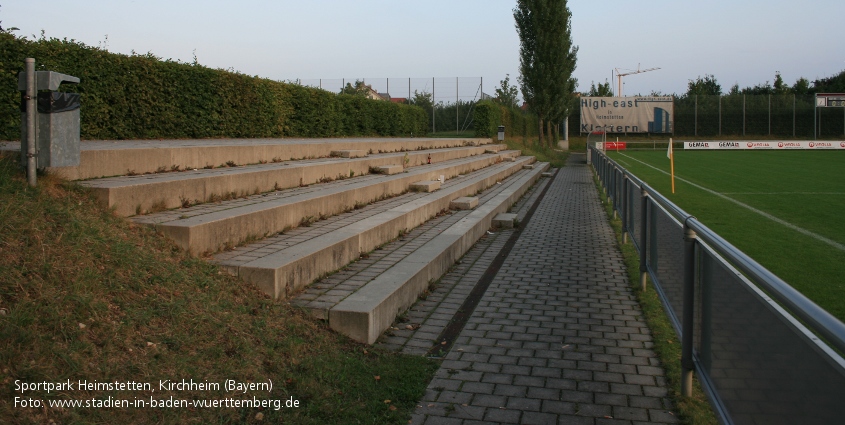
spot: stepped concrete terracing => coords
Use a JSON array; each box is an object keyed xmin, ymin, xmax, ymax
[
  {"xmin": 328, "ymin": 163, "xmax": 550, "ymax": 344},
  {"xmin": 26, "ymin": 138, "xmax": 493, "ymax": 180},
  {"xmin": 132, "ymin": 152, "xmax": 523, "ymax": 255},
  {"xmin": 212, "ymin": 157, "xmax": 538, "ymax": 299},
  {"xmin": 79, "ymin": 145, "xmax": 508, "ymax": 217}
]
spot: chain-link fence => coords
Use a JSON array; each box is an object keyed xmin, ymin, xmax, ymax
[
  {"xmin": 294, "ymin": 77, "xmax": 489, "ymax": 134},
  {"xmin": 674, "ymin": 94, "xmax": 845, "ymax": 138},
  {"xmin": 577, "ymin": 95, "xmax": 845, "ymax": 139}
]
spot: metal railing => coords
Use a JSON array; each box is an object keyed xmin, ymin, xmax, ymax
[{"xmin": 591, "ymin": 147, "xmax": 845, "ymax": 425}]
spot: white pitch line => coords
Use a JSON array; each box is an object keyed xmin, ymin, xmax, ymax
[
  {"xmin": 617, "ymin": 152, "xmax": 845, "ymax": 252},
  {"xmin": 721, "ymin": 192, "xmax": 845, "ymax": 195}
]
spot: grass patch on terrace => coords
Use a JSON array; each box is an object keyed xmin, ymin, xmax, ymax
[
  {"xmin": 606, "ymin": 149, "xmax": 845, "ymax": 322},
  {"xmin": 503, "ymin": 137, "xmax": 569, "ymax": 168},
  {"xmin": 0, "ymin": 155, "xmax": 438, "ymax": 424}
]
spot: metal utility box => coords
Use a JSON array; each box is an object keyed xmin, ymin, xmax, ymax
[
  {"xmin": 497, "ymin": 125, "xmax": 505, "ymax": 141},
  {"xmin": 19, "ymin": 71, "xmax": 81, "ymax": 168}
]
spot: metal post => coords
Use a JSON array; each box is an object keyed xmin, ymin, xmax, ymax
[
  {"xmin": 681, "ymin": 220, "xmax": 697, "ymax": 397},
  {"xmin": 743, "ymin": 94, "xmax": 746, "ymax": 137},
  {"xmin": 718, "ymin": 95, "xmax": 721, "ymax": 136},
  {"xmin": 408, "ymin": 78, "xmax": 411, "ymax": 105},
  {"xmin": 456, "ymin": 77, "xmax": 459, "ymax": 135},
  {"xmin": 25, "ymin": 58, "xmax": 37, "ymax": 187},
  {"xmin": 793, "ymin": 94, "xmax": 796, "ymax": 138},
  {"xmin": 768, "ymin": 94, "xmax": 771, "ymax": 136},
  {"xmin": 612, "ymin": 167, "xmax": 618, "ymax": 220},
  {"xmin": 622, "ymin": 177, "xmax": 629, "ymax": 244},
  {"xmin": 639, "ymin": 188, "xmax": 648, "ymax": 292},
  {"xmin": 432, "ymin": 77, "xmax": 436, "ymax": 134},
  {"xmin": 694, "ymin": 95, "xmax": 698, "ymax": 137}
]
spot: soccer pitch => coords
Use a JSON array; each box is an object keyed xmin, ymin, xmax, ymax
[{"xmin": 605, "ymin": 149, "xmax": 845, "ymax": 322}]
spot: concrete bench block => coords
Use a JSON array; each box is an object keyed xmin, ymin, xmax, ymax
[
  {"xmin": 410, "ymin": 180, "xmax": 441, "ymax": 193},
  {"xmin": 542, "ymin": 172, "xmax": 553, "ymax": 177},
  {"xmin": 523, "ymin": 164, "xmax": 535, "ymax": 170},
  {"xmin": 375, "ymin": 164, "xmax": 403, "ymax": 175},
  {"xmin": 451, "ymin": 196, "xmax": 478, "ymax": 210},
  {"xmin": 493, "ymin": 213, "xmax": 517, "ymax": 229},
  {"xmin": 484, "ymin": 144, "xmax": 508, "ymax": 153},
  {"xmin": 331, "ymin": 149, "xmax": 368, "ymax": 158}
]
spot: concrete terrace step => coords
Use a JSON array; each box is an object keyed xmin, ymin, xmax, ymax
[
  {"xmin": 23, "ymin": 137, "xmax": 495, "ymax": 180},
  {"xmin": 132, "ymin": 152, "xmax": 528, "ymax": 256},
  {"xmin": 327, "ymin": 163, "xmax": 550, "ymax": 344},
  {"xmin": 79, "ymin": 145, "xmax": 504, "ymax": 217},
  {"xmin": 211, "ymin": 156, "xmax": 539, "ymax": 300}
]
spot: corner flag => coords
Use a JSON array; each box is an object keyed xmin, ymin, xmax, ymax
[{"xmin": 667, "ymin": 138, "xmax": 675, "ymax": 193}]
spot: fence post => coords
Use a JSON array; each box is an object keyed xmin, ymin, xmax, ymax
[
  {"xmin": 793, "ymin": 94, "xmax": 796, "ymax": 138},
  {"xmin": 694, "ymin": 95, "xmax": 698, "ymax": 137},
  {"xmin": 743, "ymin": 94, "xmax": 746, "ymax": 137},
  {"xmin": 432, "ymin": 77, "xmax": 436, "ymax": 134},
  {"xmin": 768, "ymin": 94, "xmax": 771, "ymax": 136},
  {"xmin": 621, "ymin": 176, "xmax": 629, "ymax": 244},
  {"xmin": 681, "ymin": 219, "xmax": 698, "ymax": 397},
  {"xmin": 718, "ymin": 96, "xmax": 722, "ymax": 136},
  {"xmin": 25, "ymin": 58, "xmax": 37, "ymax": 187},
  {"xmin": 639, "ymin": 188, "xmax": 648, "ymax": 292},
  {"xmin": 612, "ymin": 167, "xmax": 618, "ymax": 220}
]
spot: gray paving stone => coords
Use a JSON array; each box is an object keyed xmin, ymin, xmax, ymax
[{"xmin": 361, "ymin": 154, "xmax": 679, "ymax": 424}]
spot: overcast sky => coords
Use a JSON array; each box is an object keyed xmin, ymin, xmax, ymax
[{"xmin": 4, "ymin": 0, "xmax": 844, "ymax": 100}]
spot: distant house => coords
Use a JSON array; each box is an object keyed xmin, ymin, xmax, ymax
[{"xmin": 390, "ymin": 97, "xmax": 408, "ymax": 104}]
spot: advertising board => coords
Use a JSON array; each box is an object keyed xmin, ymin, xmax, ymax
[{"xmin": 580, "ymin": 96, "xmax": 674, "ymax": 134}]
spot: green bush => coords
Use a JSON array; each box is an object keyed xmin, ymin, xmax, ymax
[
  {"xmin": 0, "ymin": 33, "xmax": 427, "ymax": 140},
  {"xmin": 473, "ymin": 100, "xmax": 537, "ymax": 140}
]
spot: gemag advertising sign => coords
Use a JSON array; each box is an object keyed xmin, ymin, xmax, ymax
[{"xmin": 684, "ymin": 141, "xmax": 845, "ymax": 150}]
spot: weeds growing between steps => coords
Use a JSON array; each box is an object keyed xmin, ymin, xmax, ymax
[
  {"xmin": 502, "ymin": 138, "xmax": 568, "ymax": 167},
  {"xmin": 0, "ymin": 154, "xmax": 438, "ymax": 424}
]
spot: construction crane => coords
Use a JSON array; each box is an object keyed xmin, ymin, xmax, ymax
[{"xmin": 614, "ymin": 64, "xmax": 660, "ymax": 97}]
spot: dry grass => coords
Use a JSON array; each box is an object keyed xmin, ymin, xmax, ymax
[{"xmin": 0, "ymin": 155, "xmax": 437, "ymax": 424}]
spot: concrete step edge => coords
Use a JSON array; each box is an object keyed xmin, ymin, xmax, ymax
[
  {"xmin": 82, "ymin": 145, "xmax": 495, "ymax": 217},
  {"xmin": 139, "ymin": 154, "xmax": 515, "ymax": 255},
  {"xmin": 47, "ymin": 137, "xmax": 493, "ymax": 180},
  {"xmin": 229, "ymin": 157, "xmax": 538, "ymax": 299},
  {"xmin": 328, "ymin": 162, "xmax": 551, "ymax": 344}
]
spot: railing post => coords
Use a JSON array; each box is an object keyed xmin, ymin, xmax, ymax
[
  {"xmin": 622, "ymin": 176, "xmax": 629, "ymax": 244},
  {"xmin": 612, "ymin": 167, "xmax": 618, "ymax": 219},
  {"xmin": 639, "ymin": 188, "xmax": 648, "ymax": 292},
  {"xmin": 681, "ymin": 219, "xmax": 697, "ymax": 397}
]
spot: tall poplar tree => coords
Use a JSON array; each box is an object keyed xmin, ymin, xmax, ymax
[{"xmin": 514, "ymin": 0, "xmax": 578, "ymax": 146}]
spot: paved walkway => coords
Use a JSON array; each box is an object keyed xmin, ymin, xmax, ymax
[{"xmin": 406, "ymin": 153, "xmax": 679, "ymax": 425}]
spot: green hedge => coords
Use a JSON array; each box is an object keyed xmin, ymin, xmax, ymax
[
  {"xmin": 473, "ymin": 100, "xmax": 537, "ymax": 140},
  {"xmin": 0, "ymin": 34, "xmax": 428, "ymax": 140}
]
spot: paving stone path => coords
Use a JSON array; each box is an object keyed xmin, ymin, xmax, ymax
[{"xmin": 406, "ymin": 153, "xmax": 679, "ymax": 425}]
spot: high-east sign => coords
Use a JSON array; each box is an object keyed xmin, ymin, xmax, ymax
[{"xmin": 580, "ymin": 96, "xmax": 674, "ymax": 134}]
